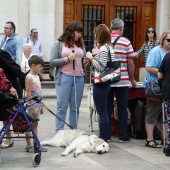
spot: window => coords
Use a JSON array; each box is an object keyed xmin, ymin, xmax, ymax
[
  {"xmin": 81, "ymin": 5, "xmax": 105, "ymax": 51},
  {"xmin": 115, "ymin": 6, "xmax": 137, "ymax": 45}
]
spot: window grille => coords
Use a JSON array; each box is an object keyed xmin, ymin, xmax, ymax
[
  {"xmin": 115, "ymin": 6, "xmax": 137, "ymax": 46},
  {"xmin": 81, "ymin": 5, "xmax": 105, "ymax": 51}
]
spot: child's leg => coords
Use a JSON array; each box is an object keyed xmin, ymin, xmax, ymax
[
  {"xmin": 25, "ymin": 132, "xmax": 32, "ymax": 152},
  {"xmin": 32, "ymin": 121, "xmax": 38, "ymax": 143},
  {"xmin": 31, "ymin": 121, "xmax": 47, "ymax": 152},
  {"xmin": 25, "ymin": 132, "xmax": 32, "ymax": 147}
]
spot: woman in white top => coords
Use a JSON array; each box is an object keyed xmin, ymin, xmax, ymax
[
  {"xmin": 21, "ymin": 43, "xmax": 33, "ymax": 73},
  {"xmin": 85, "ymin": 24, "xmax": 115, "ymax": 142}
]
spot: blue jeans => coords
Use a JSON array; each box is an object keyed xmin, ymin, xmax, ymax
[
  {"xmin": 107, "ymin": 87, "xmax": 128, "ymax": 139},
  {"xmin": 55, "ymin": 73, "xmax": 84, "ymax": 131},
  {"xmin": 93, "ymin": 84, "xmax": 110, "ymax": 141}
]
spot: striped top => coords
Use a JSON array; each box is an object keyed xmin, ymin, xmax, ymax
[
  {"xmin": 93, "ymin": 44, "xmax": 115, "ymax": 72},
  {"xmin": 135, "ymin": 40, "xmax": 158, "ymax": 63},
  {"xmin": 111, "ymin": 32, "xmax": 136, "ymax": 87}
]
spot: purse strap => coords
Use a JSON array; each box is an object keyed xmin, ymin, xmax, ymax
[
  {"xmin": 105, "ymin": 45, "xmax": 111, "ymax": 64},
  {"xmin": 112, "ymin": 36, "xmax": 121, "ymax": 47},
  {"xmin": 105, "ymin": 36, "xmax": 121, "ymax": 64},
  {"xmin": 96, "ymin": 36, "xmax": 121, "ymax": 70}
]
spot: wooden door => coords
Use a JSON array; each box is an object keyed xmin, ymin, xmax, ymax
[
  {"xmin": 64, "ymin": 0, "xmax": 157, "ymax": 82},
  {"xmin": 76, "ymin": 0, "xmax": 109, "ymax": 51},
  {"xmin": 76, "ymin": 0, "xmax": 110, "ymax": 81}
]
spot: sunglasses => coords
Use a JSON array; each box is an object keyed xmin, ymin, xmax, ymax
[
  {"xmin": 147, "ymin": 30, "xmax": 154, "ymax": 33},
  {"xmin": 166, "ymin": 39, "xmax": 170, "ymax": 42}
]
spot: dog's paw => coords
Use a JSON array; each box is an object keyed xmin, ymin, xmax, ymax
[
  {"xmin": 73, "ymin": 152, "xmax": 78, "ymax": 158},
  {"xmin": 61, "ymin": 151, "xmax": 67, "ymax": 156},
  {"xmin": 40, "ymin": 141, "xmax": 45, "ymax": 146}
]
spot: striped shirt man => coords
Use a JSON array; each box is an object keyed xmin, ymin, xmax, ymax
[{"xmin": 111, "ymin": 31, "xmax": 136, "ymax": 87}]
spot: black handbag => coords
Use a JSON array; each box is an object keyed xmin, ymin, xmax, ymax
[
  {"xmin": 93, "ymin": 61, "xmax": 121, "ymax": 85},
  {"xmin": 145, "ymin": 81, "xmax": 161, "ymax": 102}
]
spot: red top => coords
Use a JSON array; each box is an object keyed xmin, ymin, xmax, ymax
[{"xmin": 0, "ymin": 68, "xmax": 12, "ymax": 90}]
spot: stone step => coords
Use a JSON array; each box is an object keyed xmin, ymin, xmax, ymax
[
  {"xmin": 41, "ymin": 73, "xmax": 53, "ymax": 81},
  {"xmin": 41, "ymin": 80, "xmax": 55, "ymax": 88},
  {"xmin": 42, "ymin": 62, "xmax": 51, "ymax": 74}
]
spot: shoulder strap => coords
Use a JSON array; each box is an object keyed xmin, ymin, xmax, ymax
[
  {"xmin": 113, "ymin": 36, "xmax": 121, "ymax": 47},
  {"xmin": 105, "ymin": 44, "xmax": 111, "ymax": 63}
]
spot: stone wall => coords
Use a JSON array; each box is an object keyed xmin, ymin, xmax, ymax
[
  {"xmin": 0, "ymin": 0, "xmax": 64, "ymax": 61},
  {"xmin": 156, "ymin": 0, "xmax": 170, "ymax": 38}
]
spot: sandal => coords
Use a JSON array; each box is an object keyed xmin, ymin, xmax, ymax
[
  {"xmin": 0, "ymin": 140, "xmax": 14, "ymax": 149},
  {"xmin": 145, "ymin": 139, "xmax": 162, "ymax": 148}
]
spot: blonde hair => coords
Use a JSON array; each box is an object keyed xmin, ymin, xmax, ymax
[{"xmin": 159, "ymin": 31, "xmax": 170, "ymax": 47}]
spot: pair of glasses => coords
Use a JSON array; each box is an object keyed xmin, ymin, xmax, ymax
[
  {"xmin": 166, "ymin": 39, "xmax": 170, "ymax": 42},
  {"xmin": 33, "ymin": 32, "xmax": 38, "ymax": 34},
  {"xmin": 147, "ymin": 30, "xmax": 154, "ymax": 33}
]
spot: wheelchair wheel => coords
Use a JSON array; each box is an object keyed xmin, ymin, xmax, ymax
[{"xmin": 32, "ymin": 153, "xmax": 41, "ymax": 167}]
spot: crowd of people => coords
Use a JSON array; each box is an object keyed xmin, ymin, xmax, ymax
[{"xmin": 0, "ymin": 19, "xmax": 170, "ymax": 157}]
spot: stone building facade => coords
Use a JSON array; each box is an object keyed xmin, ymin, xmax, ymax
[{"xmin": 0, "ymin": 0, "xmax": 169, "ymax": 63}]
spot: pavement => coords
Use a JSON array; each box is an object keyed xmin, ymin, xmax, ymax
[{"xmin": 0, "ymin": 84, "xmax": 170, "ymax": 170}]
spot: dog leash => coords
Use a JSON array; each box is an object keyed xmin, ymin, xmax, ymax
[{"xmin": 41, "ymin": 102, "xmax": 76, "ymax": 130}]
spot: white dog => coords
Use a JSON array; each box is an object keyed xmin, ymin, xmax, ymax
[
  {"xmin": 61, "ymin": 134, "xmax": 109, "ymax": 157},
  {"xmin": 40, "ymin": 130, "xmax": 87, "ymax": 148}
]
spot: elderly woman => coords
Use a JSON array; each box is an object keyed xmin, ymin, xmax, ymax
[
  {"xmin": 21, "ymin": 43, "xmax": 33, "ymax": 73},
  {"xmin": 0, "ymin": 69, "xmax": 17, "ymax": 148},
  {"xmin": 145, "ymin": 31, "xmax": 170, "ymax": 148},
  {"xmin": 0, "ymin": 49, "xmax": 25, "ymax": 148}
]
